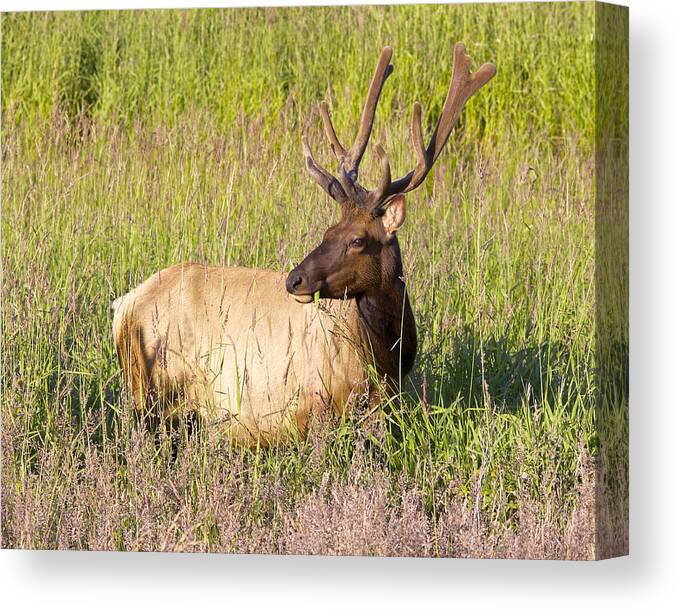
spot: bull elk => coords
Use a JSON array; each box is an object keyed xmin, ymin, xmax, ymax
[{"xmin": 112, "ymin": 42, "xmax": 496, "ymax": 446}]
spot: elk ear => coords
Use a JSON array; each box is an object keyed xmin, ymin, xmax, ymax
[{"xmin": 381, "ymin": 195, "xmax": 406, "ymax": 235}]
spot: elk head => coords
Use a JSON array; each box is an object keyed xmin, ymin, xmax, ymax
[{"xmin": 286, "ymin": 42, "xmax": 496, "ymax": 304}]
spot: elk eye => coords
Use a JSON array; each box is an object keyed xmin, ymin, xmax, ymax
[{"xmin": 350, "ymin": 237, "xmax": 365, "ymax": 249}]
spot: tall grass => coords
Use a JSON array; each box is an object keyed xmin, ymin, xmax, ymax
[
  {"xmin": 2, "ymin": 4, "xmax": 594, "ymax": 143},
  {"xmin": 1, "ymin": 3, "xmax": 627, "ymax": 557}
]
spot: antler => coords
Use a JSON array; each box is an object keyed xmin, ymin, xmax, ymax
[
  {"xmin": 302, "ymin": 47, "xmax": 394, "ymax": 203},
  {"xmin": 302, "ymin": 134, "xmax": 348, "ymax": 203},
  {"xmin": 376, "ymin": 42, "xmax": 496, "ymax": 204},
  {"xmin": 302, "ymin": 42, "xmax": 496, "ymax": 209},
  {"xmin": 320, "ymin": 46, "xmax": 394, "ymax": 179}
]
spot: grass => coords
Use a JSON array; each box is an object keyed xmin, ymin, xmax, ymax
[{"xmin": 1, "ymin": 3, "xmax": 627, "ymax": 557}]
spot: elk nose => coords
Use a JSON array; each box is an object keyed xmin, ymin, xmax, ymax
[{"xmin": 285, "ymin": 268, "xmax": 306, "ymax": 294}]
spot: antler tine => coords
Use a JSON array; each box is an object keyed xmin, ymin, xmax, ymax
[
  {"xmin": 409, "ymin": 101, "xmax": 429, "ymax": 187},
  {"xmin": 319, "ymin": 101, "xmax": 347, "ymax": 161},
  {"xmin": 386, "ymin": 42, "xmax": 496, "ymax": 197},
  {"xmin": 320, "ymin": 47, "xmax": 394, "ymax": 180},
  {"xmin": 302, "ymin": 134, "xmax": 348, "ymax": 203},
  {"xmin": 337, "ymin": 156, "xmax": 368, "ymax": 202},
  {"xmin": 346, "ymin": 46, "xmax": 394, "ymax": 175},
  {"xmin": 369, "ymin": 143, "xmax": 392, "ymax": 206}
]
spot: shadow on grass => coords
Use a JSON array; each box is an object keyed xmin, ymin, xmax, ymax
[{"xmin": 408, "ymin": 325, "xmax": 591, "ymax": 412}]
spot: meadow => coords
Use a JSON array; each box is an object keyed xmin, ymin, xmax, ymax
[{"xmin": 1, "ymin": 4, "xmax": 627, "ymax": 557}]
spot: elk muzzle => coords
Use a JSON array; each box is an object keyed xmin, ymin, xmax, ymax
[{"xmin": 286, "ymin": 265, "xmax": 322, "ymax": 304}]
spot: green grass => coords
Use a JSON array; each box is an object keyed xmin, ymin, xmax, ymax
[
  {"xmin": 1, "ymin": 4, "xmax": 627, "ymax": 555},
  {"xmin": 2, "ymin": 4, "xmax": 594, "ymax": 143}
]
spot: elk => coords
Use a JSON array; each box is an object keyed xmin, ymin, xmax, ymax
[{"xmin": 112, "ymin": 42, "xmax": 495, "ymax": 446}]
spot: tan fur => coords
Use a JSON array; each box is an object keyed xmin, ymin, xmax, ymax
[
  {"xmin": 112, "ymin": 42, "xmax": 495, "ymax": 446},
  {"xmin": 113, "ymin": 263, "xmax": 367, "ymax": 445}
]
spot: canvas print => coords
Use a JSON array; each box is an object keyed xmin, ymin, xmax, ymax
[{"xmin": 1, "ymin": 2, "xmax": 628, "ymax": 559}]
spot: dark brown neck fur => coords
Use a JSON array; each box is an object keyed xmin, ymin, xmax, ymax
[{"xmin": 355, "ymin": 236, "xmax": 417, "ymax": 381}]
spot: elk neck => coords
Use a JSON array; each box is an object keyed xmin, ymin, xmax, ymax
[{"xmin": 354, "ymin": 235, "xmax": 417, "ymax": 381}]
